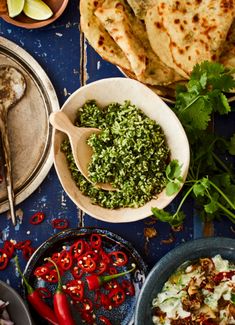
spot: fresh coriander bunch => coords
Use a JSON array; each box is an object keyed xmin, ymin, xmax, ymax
[{"xmin": 152, "ymin": 61, "xmax": 235, "ymax": 226}]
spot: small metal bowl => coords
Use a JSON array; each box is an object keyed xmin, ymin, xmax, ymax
[{"xmin": 0, "ymin": 0, "xmax": 69, "ymax": 29}]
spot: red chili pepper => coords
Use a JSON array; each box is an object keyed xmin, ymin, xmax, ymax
[
  {"xmin": 58, "ymin": 250, "xmax": 72, "ymax": 271},
  {"xmin": 3, "ymin": 240, "xmax": 15, "ymax": 258},
  {"xmin": 0, "ymin": 249, "xmax": 9, "ymax": 270},
  {"xmin": 213, "ymin": 271, "xmax": 235, "ymax": 284},
  {"xmin": 64, "ymin": 279, "xmax": 84, "ymax": 301},
  {"xmin": 14, "ymin": 256, "xmax": 59, "ymax": 325},
  {"xmin": 77, "ymin": 254, "xmax": 96, "ymax": 273},
  {"xmin": 36, "ymin": 287, "xmax": 52, "ymax": 299},
  {"xmin": 30, "ymin": 212, "xmax": 45, "ymax": 225},
  {"xmin": 45, "ymin": 258, "xmax": 75, "ymax": 325},
  {"xmin": 86, "ymin": 264, "xmax": 136, "ymax": 290},
  {"xmin": 52, "ymin": 219, "xmax": 69, "ymax": 230},
  {"xmin": 70, "ymin": 240, "xmax": 84, "ymax": 258},
  {"xmin": 108, "ymin": 287, "xmax": 126, "ymax": 307},
  {"xmin": 108, "ymin": 267, "xmax": 118, "ymax": 275},
  {"xmin": 121, "ymin": 279, "xmax": 135, "ymax": 296},
  {"xmin": 108, "ymin": 251, "xmax": 128, "ymax": 266},
  {"xmin": 99, "ymin": 315, "xmax": 113, "ymax": 325},
  {"xmin": 90, "ymin": 234, "xmax": 102, "ymax": 249}
]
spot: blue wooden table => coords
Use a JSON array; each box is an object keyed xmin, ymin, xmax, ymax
[{"xmin": 0, "ymin": 0, "xmax": 234, "ymax": 320}]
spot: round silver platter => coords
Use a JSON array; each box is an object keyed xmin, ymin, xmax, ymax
[{"xmin": 0, "ymin": 36, "xmax": 59, "ymax": 213}]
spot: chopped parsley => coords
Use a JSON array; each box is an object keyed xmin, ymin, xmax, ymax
[{"xmin": 61, "ymin": 100, "xmax": 170, "ymax": 209}]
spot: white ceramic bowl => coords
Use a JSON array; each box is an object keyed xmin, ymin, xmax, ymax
[{"xmin": 52, "ymin": 78, "xmax": 190, "ymax": 223}]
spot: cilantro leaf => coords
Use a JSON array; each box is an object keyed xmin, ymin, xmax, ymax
[
  {"xmin": 165, "ymin": 160, "xmax": 183, "ymax": 196},
  {"xmin": 151, "ymin": 208, "xmax": 185, "ymax": 227}
]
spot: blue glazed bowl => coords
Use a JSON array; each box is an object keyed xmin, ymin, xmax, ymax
[{"xmin": 135, "ymin": 237, "xmax": 235, "ymax": 325}]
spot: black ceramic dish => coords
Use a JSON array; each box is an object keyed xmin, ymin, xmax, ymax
[
  {"xmin": 0, "ymin": 280, "xmax": 33, "ymax": 325},
  {"xmin": 23, "ymin": 227, "xmax": 147, "ymax": 325},
  {"xmin": 135, "ymin": 237, "xmax": 235, "ymax": 325}
]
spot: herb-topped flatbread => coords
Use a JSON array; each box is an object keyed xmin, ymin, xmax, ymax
[
  {"xmin": 126, "ymin": 0, "xmax": 157, "ymax": 19},
  {"xmin": 145, "ymin": 0, "xmax": 235, "ymax": 76},
  {"xmin": 95, "ymin": 0, "xmax": 184, "ymax": 86}
]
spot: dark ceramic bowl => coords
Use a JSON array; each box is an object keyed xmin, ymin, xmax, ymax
[
  {"xmin": 23, "ymin": 227, "xmax": 147, "ymax": 325},
  {"xmin": 0, "ymin": 280, "xmax": 33, "ymax": 325},
  {"xmin": 135, "ymin": 237, "xmax": 235, "ymax": 325}
]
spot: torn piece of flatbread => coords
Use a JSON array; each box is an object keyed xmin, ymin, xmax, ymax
[
  {"xmin": 145, "ymin": 0, "xmax": 235, "ymax": 76},
  {"xmin": 80, "ymin": 0, "xmax": 131, "ymax": 71},
  {"xmin": 95, "ymin": 0, "xmax": 185, "ymax": 86}
]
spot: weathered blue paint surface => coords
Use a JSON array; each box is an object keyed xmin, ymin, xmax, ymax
[{"xmin": 0, "ymin": 1, "xmax": 234, "ymax": 320}]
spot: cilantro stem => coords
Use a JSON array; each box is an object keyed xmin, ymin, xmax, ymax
[
  {"xmin": 179, "ymin": 95, "xmax": 203, "ymax": 113},
  {"xmin": 212, "ymin": 153, "xmax": 235, "ymax": 182},
  {"xmin": 217, "ymin": 202, "xmax": 235, "ymax": 223},
  {"xmin": 175, "ymin": 186, "xmax": 194, "ymax": 214},
  {"xmin": 209, "ymin": 180, "xmax": 235, "ymax": 210}
]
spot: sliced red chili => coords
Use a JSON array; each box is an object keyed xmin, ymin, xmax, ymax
[
  {"xmin": 90, "ymin": 234, "xmax": 102, "ymax": 249},
  {"xmin": 15, "ymin": 240, "xmax": 32, "ymax": 250},
  {"xmin": 77, "ymin": 254, "xmax": 96, "ymax": 273},
  {"xmin": 64, "ymin": 279, "xmax": 84, "ymax": 301},
  {"xmin": 36, "ymin": 287, "xmax": 52, "ymax": 299},
  {"xmin": 3, "ymin": 240, "xmax": 15, "ymax": 258},
  {"xmin": 108, "ymin": 267, "xmax": 118, "ymax": 275},
  {"xmin": 80, "ymin": 311, "xmax": 95, "ymax": 324},
  {"xmin": 85, "ymin": 250, "xmax": 99, "ymax": 262},
  {"xmin": 30, "ymin": 212, "xmax": 45, "ymax": 225},
  {"xmin": 77, "ymin": 298, "xmax": 93, "ymax": 312},
  {"xmin": 43, "ymin": 269, "xmax": 58, "ymax": 283},
  {"xmin": 34, "ymin": 265, "xmax": 50, "ymax": 278},
  {"xmin": 52, "ymin": 218, "xmax": 69, "ymax": 229},
  {"xmin": 121, "ymin": 280, "xmax": 135, "ymax": 296},
  {"xmin": 99, "ymin": 315, "xmax": 113, "ymax": 325},
  {"xmin": 99, "ymin": 250, "xmax": 110, "ymax": 265},
  {"xmin": 22, "ymin": 246, "xmax": 35, "ymax": 260},
  {"xmin": 51, "ymin": 252, "xmax": 61, "ymax": 263},
  {"xmin": 108, "ymin": 251, "xmax": 128, "ymax": 267},
  {"xmin": 103, "ymin": 279, "xmax": 119, "ymax": 291},
  {"xmin": 96, "ymin": 260, "xmax": 107, "ymax": 275},
  {"xmin": 0, "ymin": 249, "xmax": 9, "ymax": 270},
  {"xmin": 70, "ymin": 240, "xmax": 84, "ymax": 258},
  {"xmin": 58, "ymin": 250, "xmax": 72, "ymax": 271},
  {"xmin": 99, "ymin": 293, "xmax": 112, "ymax": 310},
  {"xmin": 108, "ymin": 287, "xmax": 126, "ymax": 307},
  {"xmin": 71, "ymin": 265, "xmax": 83, "ymax": 279}
]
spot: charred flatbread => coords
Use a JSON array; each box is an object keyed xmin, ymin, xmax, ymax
[
  {"xmin": 80, "ymin": 0, "xmax": 131, "ymax": 71},
  {"xmin": 95, "ymin": 0, "xmax": 185, "ymax": 86},
  {"xmin": 145, "ymin": 0, "xmax": 235, "ymax": 76}
]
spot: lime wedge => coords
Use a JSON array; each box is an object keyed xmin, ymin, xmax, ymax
[
  {"xmin": 7, "ymin": 0, "xmax": 25, "ymax": 18},
  {"xmin": 23, "ymin": 0, "xmax": 53, "ymax": 20}
]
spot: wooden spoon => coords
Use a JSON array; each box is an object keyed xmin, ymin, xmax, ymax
[
  {"xmin": 0, "ymin": 65, "xmax": 26, "ymax": 226},
  {"xmin": 49, "ymin": 111, "xmax": 115, "ymax": 191}
]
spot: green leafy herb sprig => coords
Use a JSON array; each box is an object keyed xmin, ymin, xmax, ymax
[{"xmin": 152, "ymin": 61, "xmax": 235, "ymax": 226}]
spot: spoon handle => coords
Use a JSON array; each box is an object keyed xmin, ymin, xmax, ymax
[
  {"xmin": 0, "ymin": 108, "xmax": 16, "ymax": 226},
  {"xmin": 49, "ymin": 111, "xmax": 80, "ymax": 136}
]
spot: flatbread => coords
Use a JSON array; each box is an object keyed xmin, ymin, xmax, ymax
[
  {"xmin": 145, "ymin": 0, "xmax": 235, "ymax": 76},
  {"xmin": 80, "ymin": 0, "xmax": 131, "ymax": 71},
  {"xmin": 95, "ymin": 0, "xmax": 185, "ymax": 86},
  {"xmin": 126, "ymin": 0, "xmax": 157, "ymax": 19}
]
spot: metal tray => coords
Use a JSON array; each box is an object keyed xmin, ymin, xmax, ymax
[{"xmin": 0, "ymin": 36, "xmax": 59, "ymax": 213}]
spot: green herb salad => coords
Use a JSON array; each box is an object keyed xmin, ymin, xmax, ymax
[
  {"xmin": 152, "ymin": 255, "xmax": 235, "ymax": 325},
  {"xmin": 61, "ymin": 100, "xmax": 170, "ymax": 209}
]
